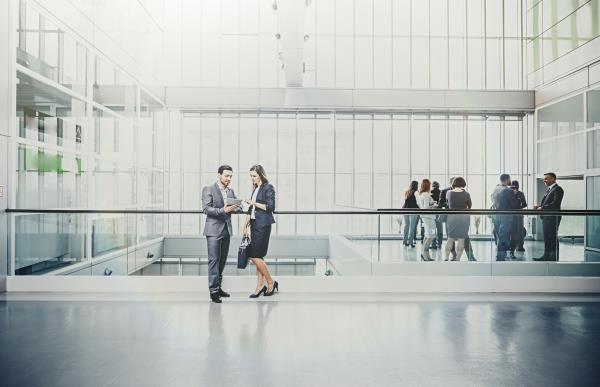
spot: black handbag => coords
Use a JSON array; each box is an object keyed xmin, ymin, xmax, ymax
[{"xmin": 237, "ymin": 235, "xmax": 251, "ymax": 269}]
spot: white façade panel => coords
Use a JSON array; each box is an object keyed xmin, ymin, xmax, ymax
[
  {"xmin": 355, "ymin": 0, "xmax": 374, "ymax": 36},
  {"xmin": 316, "ymin": 36, "xmax": 335, "ymax": 87},
  {"xmin": 335, "ymin": 36, "xmax": 354, "ymax": 88},
  {"xmin": 239, "ymin": 36, "xmax": 259, "ymax": 88},
  {"xmin": 374, "ymin": 37, "xmax": 392, "ymax": 88},
  {"xmin": 355, "ymin": 37, "xmax": 374, "ymax": 88}
]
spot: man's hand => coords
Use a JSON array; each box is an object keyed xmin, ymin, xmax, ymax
[{"xmin": 224, "ymin": 204, "xmax": 240, "ymax": 214}]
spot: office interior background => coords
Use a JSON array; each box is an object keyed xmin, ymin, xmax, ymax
[
  {"xmin": 3, "ymin": 1, "xmax": 600, "ymax": 387},
  {"xmin": 0, "ymin": 0, "xmax": 599, "ymax": 277}
]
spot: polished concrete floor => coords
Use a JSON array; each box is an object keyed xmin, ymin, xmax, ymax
[{"xmin": 1, "ymin": 293, "xmax": 600, "ymax": 387}]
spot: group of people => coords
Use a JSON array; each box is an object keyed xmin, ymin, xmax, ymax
[
  {"xmin": 202, "ymin": 164, "xmax": 565, "ymax": 302},
  {"xmin": 403, "ymin": 172, "xmax": 564, "ymax": 262},
  {"xmin": 491, "ymin": 172, "xmax": 564, "ymax": 261},
  {"xmin": 202, "ymin": 164, "xmax": 278, "ymax": 304},
  {"xmin": 403, "ymin": 176, "xmax": 478, "ymax": 261}
]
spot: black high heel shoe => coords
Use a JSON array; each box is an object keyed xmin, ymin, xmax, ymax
[
  {"xmin": 265, "ymin": 281, "xmax": 279, "ymax": 296},
  {"xmin": 249, "ymin": 286, "xmax": 267, "ymax": 298}
]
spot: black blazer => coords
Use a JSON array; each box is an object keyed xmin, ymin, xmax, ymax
[
  {"xmin": 439, "ymin": 187, "xmax": 452, "ymax": 209},
  {"xmin": 540, "ymin": 184, "xmax": 564, "ymax": 212},
  {"xmin": 249, "ymin": 183, "xmax": 276, "ymax": 227}
]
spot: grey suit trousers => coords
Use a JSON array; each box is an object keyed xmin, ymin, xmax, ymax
[{"xmin": 207, "ymin": 233, "xmax": 231, "ymax": 293}]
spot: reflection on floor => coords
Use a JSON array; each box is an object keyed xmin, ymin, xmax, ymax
[
  {"xmin": 1, "ymin": 293, "xmax": 599, "ymax": 387},
  {"xmin": 352, "ymin": 239, "xmax": 586, "ymax": 262}
]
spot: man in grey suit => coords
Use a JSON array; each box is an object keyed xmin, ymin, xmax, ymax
[{"xmin": 202, "ymin": 165, "xmax": 241, "ymax": 303}]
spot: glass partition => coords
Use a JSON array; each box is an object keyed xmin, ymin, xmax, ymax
[{"xmin": 7, "ymin": 209, "xmax": 599, "ymax": 277}]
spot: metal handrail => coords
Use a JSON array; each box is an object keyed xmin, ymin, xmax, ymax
[{"xmin": 5, "ymin": 208, "xmax": 600, "ymax": 216}]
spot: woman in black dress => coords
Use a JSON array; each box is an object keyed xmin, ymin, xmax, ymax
[{"xmin": 244, "ymin": 165, "xmax": 278, "ymax": 298}]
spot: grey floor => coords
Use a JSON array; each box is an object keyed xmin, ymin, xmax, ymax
[{"xmin": 1, "ymin": 293, "xmax": 600, "ymax": 387}]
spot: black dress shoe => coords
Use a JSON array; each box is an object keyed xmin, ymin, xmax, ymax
[
  {"xmin": 249, "ymin": 286, "xmax": 267, "ymax": 298},
  {"xmin": 517, "ymin": 247, "xmax": 526, "ymax": 252},
  {"xmin": 218, "ymin": 289, "xmax": 230, "ymax": 297},
  {"xmin": 265, "ymin": 281, "xmax": 279, "ymax": 296},
  {"xmin": 210, "ymin": 293, "xmax": 222, "ymax": 303},
  {"xmin": 533, "ymin": 256, "xmax": 550, "ymax": 261}
]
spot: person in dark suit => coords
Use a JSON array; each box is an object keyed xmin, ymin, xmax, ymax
[
  {"xmin": 243, "ymin": 165, "xmax": 278, "ymax": 298},
  {"xmin": 534, "ymin": 172, "xmax": 564, "ymax": 261},
  {"xmin": 202, "ymin": 165, "xmax": 241, "ymax": 303},
  {"xmin": 510, "ymin": 180, "xmax": 527, "ymax": 255},
  {"xmin": 491, "ymin": 174, "xmax": 520, "ymax": 261}
]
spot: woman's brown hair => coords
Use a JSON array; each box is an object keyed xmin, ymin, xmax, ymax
[
  {"xmin": 419, "ymin": 179, "xmax": 431, "ymax": 194},
  {"xmin": 404, "ymin": 180, "xmax": 419, "ymax": 199},
  {"xmin": 249, "ymin": 164, "xmax": 269, "ymax": 188},
  {"xmin": 452, "ymin": 176, "xmax": 467, "ymax": 188}
]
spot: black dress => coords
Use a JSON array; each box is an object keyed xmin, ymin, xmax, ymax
[
  {"xmin": 247, "ymin": 184, "xmax": 276, "ymax": 259},
  {"xmin": 248, "ymin": 221, "xmax": 271, "ymax": 259}
]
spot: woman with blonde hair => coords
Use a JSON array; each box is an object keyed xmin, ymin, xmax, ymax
[
  {"xmin": 416, "ymin": 179, "xmax": 437, "ymax": 261},
  {"xmin": 243, "ymin": 165, "xmax": 278, "ymax": 297}
]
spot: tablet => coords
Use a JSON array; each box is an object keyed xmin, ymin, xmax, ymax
[{"xmin": 225, "ymin": 198, "xmax": 242, "ymax": 206}]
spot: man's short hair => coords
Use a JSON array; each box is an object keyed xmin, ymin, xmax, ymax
[
  {"xmin": 432, "ymin": 181, "xmax": 440, "ymax": 188},
  {"xmin": 500, "ymin": 173, "xmax": 511, "ymax": 182},
  {"xmin": 544, "ymin": 172, "xmax": 557, "ymax": 179},
  {"xmin": 218, "ymin": 165, "xmax": 233, "ymax": 175}
]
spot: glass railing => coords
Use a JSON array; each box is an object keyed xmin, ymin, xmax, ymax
[{"xmin": 5, "ymin": 208, "xmax": 600, "ymax": 277}]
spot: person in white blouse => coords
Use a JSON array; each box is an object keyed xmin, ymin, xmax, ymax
[{"xmin": 416, "ymin": 179, "xmax": 438, "ymax": 261}]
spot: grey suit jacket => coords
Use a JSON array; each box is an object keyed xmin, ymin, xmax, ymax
[{"xmin": 202, "ymin": 182, "xmax": 238, "ymax": 237}]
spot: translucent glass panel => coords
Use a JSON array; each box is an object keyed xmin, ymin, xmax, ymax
[
  {"xmin": 538, "ymin": 94, "xmax": 585, "ymax": 139},
  {"xmin": 93, "ymin": 56, "xmax": 137, "ymax": 116},
  {"xmin": 17, "ymin": 2, "xmax": 87, "ymax": 94},
  {"xmin": 538, "ymin": 133, "xmax": 586, "ymax": 173},
  {"xmin": 587, "ymin": 176, "xmax": 600, "ymax": 250},
  {"xmin": 527, "ymin": 0, "xmax": 600, "ymax": 72},
  {"xmin": 589, "ymin": 129, "xmax": 600, "ymax": 169},
  {"xmin": 17, "ymin": 71, "xmax": 87, "ymax": 150},
  {"xmin": 588, "ymin": 88, "xmax": 600, "ymax": 128},
  {"xmin": 16, "ymin": 143, "xmax": 87, "ymax": 209},
  {"xmin": 173, "ymin": 0, "xmax": 524, "ymax": 89},
  {"xmin": 537, "ymin": 94, "xmax": 588, "ymax": 173},
  {"xmin": 176, "ymin": 112, "xmax": 527, "ymax": 235},
  {"xmin": 14, "ymin": 214, "xmax": 88, "ymax": 275}
]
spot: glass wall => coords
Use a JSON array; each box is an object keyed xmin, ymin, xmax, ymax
[
  {"xmin": 537, "ymin": 94, "xmax": 586, "ymax": 173},
  {"xmin": 587, "ymin": 176, "xmax": 600, "ymax": 252},
  {"xmin": 170, "ymin": 0, "xmax": 525, "ymax": 89},
  {"xmin": 173, "ymin": 112, "xmax": 532, "ymax": 237},
  {"xmin": 588, "ymin": 87, "xmax": 600, "ymax": 169},
  {"xmin": 527, "ymin": 0, "xmax": 600, "ymax": 74},
  {"xmin": 12, "ymin": 0, "xmax": 168, "ymax": 274}
]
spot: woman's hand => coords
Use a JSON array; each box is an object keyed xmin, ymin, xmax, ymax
[
  {"xmin": 244, "ymin": 198, "xmax": 255, "ymax": 206},
  {"xmin": 243, "ymin": 224, "xmax": 250, "ymax": 236}
]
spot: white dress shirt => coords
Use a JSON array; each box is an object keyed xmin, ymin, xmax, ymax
[{"xmin": 250, "ymin": 186, "xmax": 260, "ymax": 219}]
